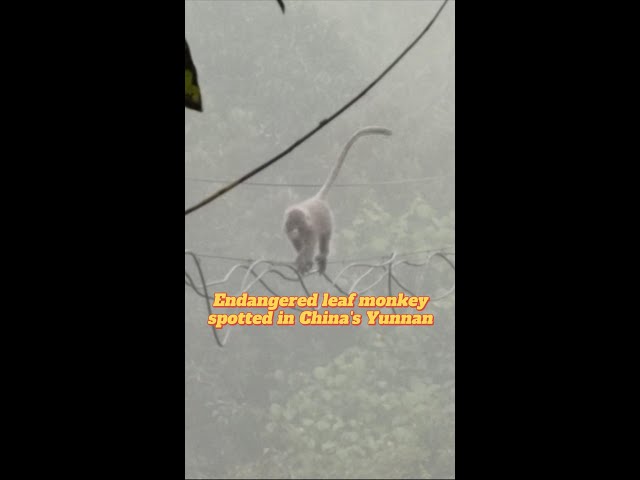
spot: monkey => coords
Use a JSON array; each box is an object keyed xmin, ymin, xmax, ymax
[{"xmin": 284, "ymin": 126, "xmax": 392, "ymax": 275}]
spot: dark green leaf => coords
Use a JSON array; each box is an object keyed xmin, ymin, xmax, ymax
[{"xmin": 185, "ymin": 39, "xmax": 203, "ymax": 112}]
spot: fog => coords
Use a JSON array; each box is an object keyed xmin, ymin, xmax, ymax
[{"xmin": 186, "ymin": 1, "xmax": 454, "ymax": 478}]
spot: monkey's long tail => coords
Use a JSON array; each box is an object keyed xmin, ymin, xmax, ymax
[{"xmin": 316, "ymin": 126, "xmax": 392, "ymax": 200}]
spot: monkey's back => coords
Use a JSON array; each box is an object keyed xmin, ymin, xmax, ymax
[{"xmin": 300, "ymin": 196, "xmax": 333, "ymax": 236}]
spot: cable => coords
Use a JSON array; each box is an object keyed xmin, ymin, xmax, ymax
[
  {"xmin": 185, "ymin": 251, "xmax": 224, "ymax": 347},
  {"xmin": 185, "ymin": 0, "xmax": 449, "ymax": 216},
  {"xmin": 185, "ymin": 175, "xmax": 452, "ymax": 187},
  {"xmin": 194, "ymin": 247, "xmax": 454, "ymax": 263},
  {"xmin": 185, "ymin": 248, "xmax": 455, "ymax": 348}
]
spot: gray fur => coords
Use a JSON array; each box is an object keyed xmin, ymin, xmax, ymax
[{"xmin": 284, "ymin": 127, "xmax": 392, "ymax": 274}]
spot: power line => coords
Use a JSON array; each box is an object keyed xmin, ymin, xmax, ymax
[
  {"xmin": 193, "ymin": 247, "xmax": 455, "ymax": 264},
  {"xmin": 185, "ymin": 174, "xmax": 452, "ymax": 187},
  {"xmin": 185, "ymin": 249, "xmax": 455, "ymax": 348},
  {"xmin": 185, "ymin": 0, "xmax": 449, "ymax": 216}
]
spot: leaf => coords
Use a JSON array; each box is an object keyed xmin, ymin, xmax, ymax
[
  {"xmin": 313, "ymin": 366, "xmax": 326, "ymax": 380},
  {"xmin": 185, "ymin": 39, "xmax": 203, "ymax": 112},
  {"xmin": 276, "ymin": 0, "xmax": 285, "ymax": 14}
]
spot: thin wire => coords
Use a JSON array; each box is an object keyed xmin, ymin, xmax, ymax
[
  {"xmin": 223, "ymin": 261, "xmax": 313, "ymax": 344},
  {"xmin": 185, "ymin": 0, "xmax": 449, "ymax": 216},
  {"xmin": 194, "ymin": 247, "xmax": 454, "ymax": 264},
  {"xmin": 185, "ymin": 263, "xmax": 307, "ymax": 308},
  {"xmin": 392, "ymin": 252, "xmax": 455, "ymax": 301},
  {"xmin": 185, "ymin": 248, "xmax": 455, "ymax": 348},
  {"xmin": 184, "ymin": 175, "xmax": 452, "ymax": 187},
  {"xmin": 196, "ymin": 253, "xmax": 254, "ymax": 262},
  {"xmin": 389, "ymin": 261, "xmax": 398, "ymax": 315},
  {"xmin": 185, "ymin": 251, "xmax": 224, "ymax": 347}
]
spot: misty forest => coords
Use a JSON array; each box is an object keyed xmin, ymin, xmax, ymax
[{"xmin": 185, "ymin": 1, "xmax": 455, "ymax": 478}]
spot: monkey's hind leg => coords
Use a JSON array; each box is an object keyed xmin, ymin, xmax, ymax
[
  {"xmin": 296, "ymin": 244, "xmax": 315, "ymax": 275},
  {"xmin": 315, "ymin": 233, "xmax": 330, "ymax": 274}
]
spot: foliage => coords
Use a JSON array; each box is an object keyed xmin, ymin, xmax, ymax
[
  {"xmin": 185, "ymin": 39, "xmax": 203, "ymax": 112},
  {"xmin": 223, "ymin": 326, "xmax": 454, "ymax": 479},
  {"xmin": 342, "ymin": 194, "xmax": 454, "ymax": 257}
]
